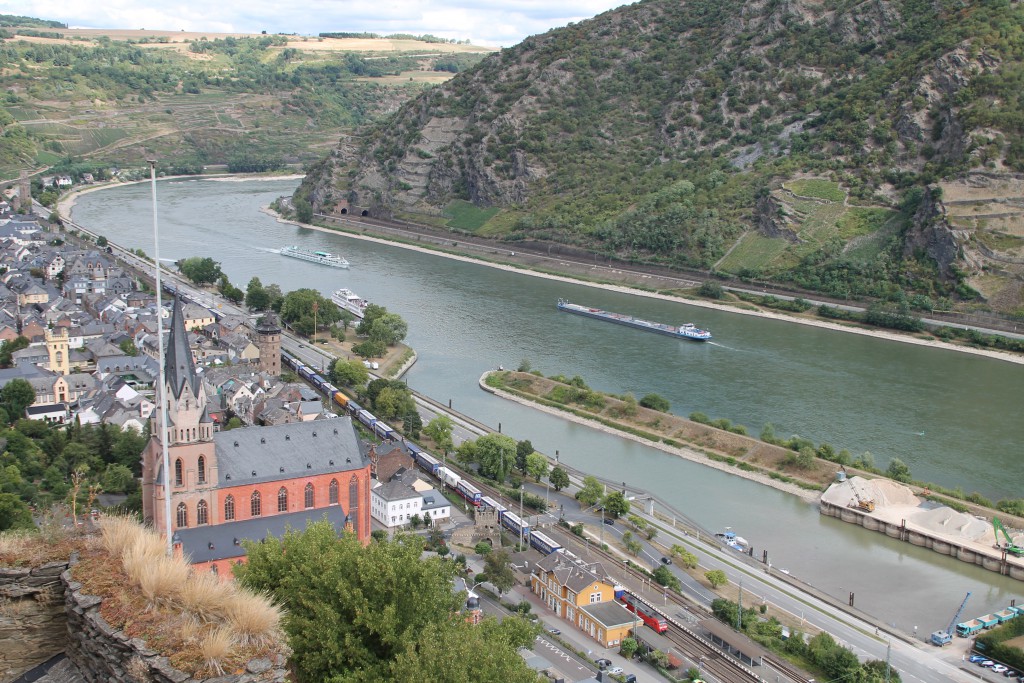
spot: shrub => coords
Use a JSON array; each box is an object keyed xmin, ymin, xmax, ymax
[
  {"xmin": 199, "ymin": 627, "xmax": 235, "ymax": 677},
  {"xmin": 223, "ymin": 590, "xmax": 282, "ymax": 648}
]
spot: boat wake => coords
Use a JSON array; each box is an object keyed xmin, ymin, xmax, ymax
[
  {"xmin": 255, "ymin": 247, "xmax": 283, "ymax": 254},
  {"xmin": 706, "ymin": 341, "xmax": 741, "ymax": 351}
]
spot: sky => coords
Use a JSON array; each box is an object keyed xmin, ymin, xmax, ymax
[{"xmin": 15, "ymin": 1, "xmax": 632, "ymax": 47}]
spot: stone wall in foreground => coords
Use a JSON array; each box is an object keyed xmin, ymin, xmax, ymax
[
  {"xmin": 2, "ymin": 556, "xmax": 289, "ymax": 683},
  {"xmin": 0, "ymin": 562, "xmax": 70, "ymax": 682}
]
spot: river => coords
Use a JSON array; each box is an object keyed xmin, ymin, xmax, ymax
[{"xmin": 70, "ymin": 176, "xmax": 1023, "ymax": 632}]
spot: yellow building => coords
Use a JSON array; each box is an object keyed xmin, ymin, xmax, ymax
[{"xmin": 530, "ymin": 551, "xmax": 635, "ymax": 647}]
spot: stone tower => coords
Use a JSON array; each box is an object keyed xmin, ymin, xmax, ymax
[
  {"xmin": 255, "ymin": 311, "xmax": 282, "ymax": 376},
  {"xmin": 14, "ymin": 171, "xmax": 30, "ymax": 213},
  {"xmin": 141, "ymin": 297, "xmax": 216, "ymax": 530},
  {"xmin": 46, "ymin": 326, "xmax": 69, "ymax": 376}
]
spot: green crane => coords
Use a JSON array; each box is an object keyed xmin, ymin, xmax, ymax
[{"xmin": 993, "ymin": 518, "xmax": 1024, "ymax": 557}]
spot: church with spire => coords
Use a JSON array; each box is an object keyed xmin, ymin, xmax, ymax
[{"xmin": 141, "ymin": 298, "xmax": 372, "ymax": 575}]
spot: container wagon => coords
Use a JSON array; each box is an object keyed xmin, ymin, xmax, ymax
[
  {"xmin": 437, "ymin": 467, "xmax": 461, "ymax": 490},
  {"xmin": 501, "ymin": 511, "xmax": 529, "ymax": 539},
  {"xmin": 417, "ymin": 452, "xmax": 441, "ymax": 475},
  {"xmin": 456, "ymin": 479, "xmax": 482, "ymax": 506},
  {"xmin": 481, "ymin": 496, "xmax": 507, "ymax": 515},
  {"xmin": 347, "ymin": 400, "xmax": 362, "ymax": 415},
  {"xmin": 356, "ymin": 410, "xmax": 378, "ymax": 429},
  {"xmin": 372, "ymin": 421, "xmax": 393, "ymax": 440},
  {"xmin": 529, "ymin": 530, "xmax": 563, "ymax": 556},
  {"xmin": 332, "ymin": 392, "xmax": 349, "ymax": 409}
]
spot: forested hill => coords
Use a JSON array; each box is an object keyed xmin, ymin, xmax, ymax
[{"xmin": 302, "ymin": 0, "xmax": 1024, "ymax": 314}]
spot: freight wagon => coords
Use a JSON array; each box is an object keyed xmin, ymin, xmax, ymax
[
  {"xmin": 456, "ymin": 479, "xmax": 482, "ymax": 506},
  {"xmin": 529, "ymin": 530, "xmax": 563, "ymax": 556},
  {"xmin": 437, "ymin": 467, "xmax": 461, "ymax": 490}
]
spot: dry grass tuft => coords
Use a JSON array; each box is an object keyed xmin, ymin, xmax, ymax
[
  {"xmin": 223, "ymin": 590, "xmax": 282, "ymax": 647},
  {"xmin": 179, "ymin": 571, "xmax": 234, "ymax": 622},
  {"xmin": 123, "ymin": 540, "xmax": 189, "ymax": 609},
  {"xmin": 97, "ymin": 513, "xmax": 144, "ymax": 558},
  {"xmin": 199, "ymin": 627, "xmax": 235, "ymax": 676}
]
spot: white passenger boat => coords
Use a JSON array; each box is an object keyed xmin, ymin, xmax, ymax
[
  {"xmin": 280, "ymin": 245, "xmax": 349, "ymax": 268},
  {"xmin": 331, "ymin": 288, "xmax": 368, "ymax": 318}
]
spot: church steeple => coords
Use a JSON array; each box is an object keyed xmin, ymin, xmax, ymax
[
  {"xmin": 155, "ymin": 296, "xmax": 212, "ymax": 446},
  {"xmin": 166, "ymin": 296, "xmax": 201, "ymax": 399}
]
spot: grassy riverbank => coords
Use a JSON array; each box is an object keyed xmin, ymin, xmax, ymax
[{"xmin": 481, "ymin": 370, "xmax": 1024, "ymax": 529}]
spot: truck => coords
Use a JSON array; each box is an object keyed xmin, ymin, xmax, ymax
[
  {"xmin": 978, "ymin": 614, "xmax": 1000, "ymax": 629},
  {"xmin": 955, "ymin": 619, "xmax": 984, "ymax": 637},
  {"xmin": 995, "ymin": 608, "xmax": 1017, "ymax": 624}
]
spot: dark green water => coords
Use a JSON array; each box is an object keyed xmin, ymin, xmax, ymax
[{"xmin": 71, "ymin": 176, "xmax": 1023, "ymax": 629}]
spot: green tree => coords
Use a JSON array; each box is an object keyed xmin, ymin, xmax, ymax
[
  {"xmin": 331, "ymin": 359, "xmax": 370, "ymax": 387},
  {"xmin": 474, "ymin": 541, "xmax": 492, "ymax": 556},
  {"xmin": 619, "ymin": 637, "xmax": 639, "ymax": 659},
  {"xmin": 423, "ymin": 415, "xmax": 454, "ymax": 456},
  {"xmin": 118, "ymin": 339, "xmax": 138, "ymax": 356},
  {"xmin": 549, "ymin": 466, "xmax": 569, "ymax": 492},
  {"xmin": 352, "ymin": 339, "xmax": 387, "ymax": 359},
  {"xmin": 280, "ymin": 288, "xmax": 341, "ymax": 336},
  {"xmin": 640, "ymin": 393, "xmax": 670, "ymax": 412},
  {"xmin": 621, "ymin": 392, "xmax": 638, "ymax": 417},
  {"xmin": 653, "ymin": 565, "xmax": 681, "ymax": 592},
  {"xmin": 454, "ymin": 439, "xmax": 477, "ymax": 466},
  {"xmin": 602, "ymin": 491, "xmax": 630, "ymax": 518},
  {"xmin": 245, "ymin": 276, "xmax": 271, "ymax": 310},
  {"xmin": 577, "ymin": 475, "xmax": 604, "ymax": 507},
  {"xmin": 0, "ymin": 336, "xmax": 30, "ymax": 368},
  {"xmin": 368, "ymin": 313, "xmax": 408, "ymax": 346},
  {"xmin": 514, "ymin": 439, "xmax": 533, "ymax": 474},
  {"xmin": 795, "ymin": 446, "xmax": 816, "ymax": 469},
  {"xmin": 483, "ymin": 548, "xmax": 516, "ymax": 595},
  {"xmin": 0, "ymin": 492, "xmax": 33, "ymax": 530},
  {"xmin": 1, "ymin": 379, "xmax": 36, "ymax": 423},
  {"xmin": 223, "ymin": 417, "xmax": 243, "ymax": 430},
  {"xmin": 177, "ymin": 256, "xmax": 222, "ymax": 285},
  {"xmin": 475, "ymin": 433, "xmax": 516, "ymax": 481},
  {"xmin": 525, "ymin": 452, "xmax": 548, "ymax": 482},
  {"xmin": 705, "ymin": 569, "xmax": 728, "ymax": 589},
  {"xmin": 670, "ymin": 545, "xmax": 699, "ymax": 569},
  {"xmin": 237, "ymin": 523, "xmax": 472, "ymax": 682},
  {"xmin": 390, "ymin": 617, "xmax": 539, "ymax": 682},
  {"xmin": 355, "ymin": 304, "xmax": 389, "ymax": 336},
  {"xmin": 101, "ymin": 463, "xmax": 134, "ymax": 493},
  {"xmin": 622, "ymin": 531, "xmax": 642, "ymax": 556},
  {"xmin": 886, "ymin": 457, "xmax": 912, "ymax": 483}
]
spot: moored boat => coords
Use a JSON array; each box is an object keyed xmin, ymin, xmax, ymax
[
  {"xmin": 556, "ymin": 299, "xmax": 711, "ymax": 341},
  {"xmin": 331, "ymin": 288, "xmax": 368, "ymax": 318},
  {"xmin": 280, "ymin": 245, "xmax": 349, "ymax": 268}
]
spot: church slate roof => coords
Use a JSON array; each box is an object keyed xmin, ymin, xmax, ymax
[
  {"xmin": 165, "ymin": 296, "xmax": 201, "ymax": 399},
  {"xmin": 175, "ymin": 504, "xmax": 349, "ymax": 564},
  {"xmin": 214, "ymin": 417, "xmax": 369, "ymax": 487}
]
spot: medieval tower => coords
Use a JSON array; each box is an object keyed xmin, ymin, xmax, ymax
[{"xmin": 254, "ymin": 311, "xmax": 282, "ymax": 376}]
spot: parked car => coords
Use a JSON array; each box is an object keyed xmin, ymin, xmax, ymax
[
  {"xmin": 1001, "ymin": 669, "xmax": 1017, "ymax": 677},
  {"xmin": 660, "ymin": 556, "xmax": 672, "ymax": 564},
  {"xmin": 608, "ymin": 667, "xmax": 624, "ymax": 675},
  {"xmin": 970, "ymin": 655, "xmax": 987, "ymax": 663},
  {"xmin": 603, "ymin": 518, "xmax": 615, "ymax": 525},
  {"xmin": 979, "ymin": 660, "xmax": 995, "ymax": 668},
  {"xmin": 623, "ymin": 675, "xmax": 637, "ymax": 683},
  {"xmin": 547, "ymin": 627, "xmax": 561, "ymax": 636},
  {"xmin": 993, "ymin": 665, "xmax": 1009, "ymax": 674},
  {"xmin": 594, "ymin": 658, "xmax": 611, "ymax": 670}
]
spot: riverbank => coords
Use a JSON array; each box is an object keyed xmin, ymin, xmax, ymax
[
  {"xmin": 267, "ymin": 209, "xmax": 1024, "ymax": 367},
  {"xmin": 479, "ymin": 371, "xmax": 823, "ymax": 504}
]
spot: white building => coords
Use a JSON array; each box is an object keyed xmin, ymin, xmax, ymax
[
  {"xmin": 371, "ymin": 480, "xmax": 423, "ymax": 528},
  {"xmin": 419, "ymin": 487, "xmax": 450, "ymax": 524}
]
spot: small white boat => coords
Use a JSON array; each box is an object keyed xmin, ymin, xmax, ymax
[{"xmin": 716, "ymin": 529, "xmax": 749, "ymax": 551}]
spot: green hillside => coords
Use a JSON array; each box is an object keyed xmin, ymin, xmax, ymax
[
  {"xmin": 0, "ymin": 25, "xmax": 490, "ymax": 181},
  {"xmin": 301, "ymin": 0, "xmax": 1024, "ymax": 314}
]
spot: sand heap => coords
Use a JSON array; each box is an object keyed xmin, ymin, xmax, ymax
[{"xmin": 822, "ymin": 476, "xmax": 1024, "ymax": 547}]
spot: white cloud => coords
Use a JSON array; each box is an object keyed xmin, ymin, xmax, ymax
[{"xmin": 15, "ymin": 0, "xmax": 632, "ymax": 46}]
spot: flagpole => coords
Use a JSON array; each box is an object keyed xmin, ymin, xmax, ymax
[{"xmin": 150, "ymin": 161, "xmax": 173, "ymax": 557}]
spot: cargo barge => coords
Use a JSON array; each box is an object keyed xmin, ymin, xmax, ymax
[{"xmin": 556, "ymin": 299, "xmax": 711, "ymax": 341}]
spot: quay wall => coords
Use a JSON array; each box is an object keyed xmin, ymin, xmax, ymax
[{"xmin": 819, "ymin": 500, "xmax": 1024, "ymax": 581}]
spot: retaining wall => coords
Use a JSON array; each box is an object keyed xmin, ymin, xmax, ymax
[
  {"xmin": 820, "ymin": 500, "xmax": 1024, "ymax": 581},
  {"xmin": 0, "ymin": 562, "xmax": 70, "ymax": 682}
]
